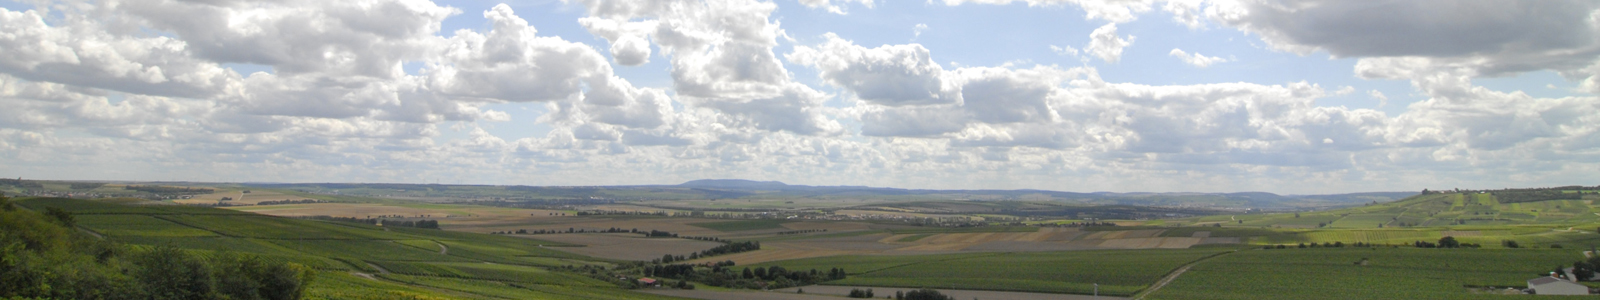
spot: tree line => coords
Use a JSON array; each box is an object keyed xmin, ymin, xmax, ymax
[
  {"xmin": 1, "ymin": 193, "xmax": 315, "ymax": 300},
  {"xmin": 122, "ymin": 185, "xmax": 215, "ymax": 195}
]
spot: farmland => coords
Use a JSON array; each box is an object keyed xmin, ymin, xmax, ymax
[
  {"xmin": 10, "ymin": 197, "xmax": 675, "ymax": 300},
  {"xmin": 1147, "ymin": 248, "xmax": 1586, "ymax": 299},
  {"xmin": 753, "ymin": 248, "xmax": 1234, "ymax": 296},
  {"xmin": 8, "ymin": 182, "xmax": 1600, "ymax": 299}
]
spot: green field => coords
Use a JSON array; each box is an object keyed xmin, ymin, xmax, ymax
[
  {"xmin": 756, "ymin": 248, "xmax": 1233, "ymax": 296},
  {"xmin": 11, "ymin": 197, "xmax": 669, "ymax": 300},
  {"xmin": 1150, "ymin": 248, "xmax": 1585, "ymax": 299}
]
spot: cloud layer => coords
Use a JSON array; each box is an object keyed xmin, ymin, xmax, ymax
[{"xmin": 1, "ymin": 0, "xmax": 1597, "ymax": 194}]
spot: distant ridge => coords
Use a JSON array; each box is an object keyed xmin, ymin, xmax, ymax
[{"xmin": 677, "ymin": 179, "xmax": 790, "ymax": 189}]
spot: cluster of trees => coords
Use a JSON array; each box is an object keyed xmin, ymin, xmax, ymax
[
  {"xmin": 847, "ymin": 288, "xmax": 954, "ymax": 300},
  {"xmin": 576, "ymin": 210, "xmax": 668, "ymax": 216},
  {"xmin": 655, "ymin": 254, "xmax": 689, "ymax": 264},
  {"xmin": 896, "ymin": 289, "xmax": 955, "ymax": 300},
  {"xmin": 255, "ymin": 199, "xmax": 324, "ymax": 206},
  {"xmin": 1, "ymin": 193, "xmax": 315, "ymax": 300},
  {"xmin": 499, "ymin": 228, "xmax": 649, "ymax": 236},
  {"xmin": 647, "ymin": 241, "xmax": 761, "ymax": 264},
  {"xmin": 847, "ymin": 288, "xmax": 876, "ymax": 298},
  {"xmin": 1502, "ymin": 240, "xmax": 1521, "ymax": 248},
  {"xmin": 0, "ymin": 178, "xmax": 43, "ymax": 188},
  {"xmin": 1567, "ymin": 251, "xmax": 1600, "ymax": 281},
  {"xmin": 379, "ymin": 219, "xmax": 440, "ymax": 229},
  {"xmin": 1265, "ymin": 241, "xmax": 1397, "ymax": 249},
  {"xmin": 122, "ymin": 185, "xmax": 215, "ymax": 195},
  {"xmin": 775, "ymin": 229, "xmax": 827, "ymax": 235},
  {"xmin": 629, "ymin": 259, "xmax": 843, "ymax": 290},
  {"xmin": 1412, "ymin": 237, "xmax": 1482, "ymax": 248},
  {"xmin": 695, "ymin": 241, "xmax": 759, "ymax": 258},
  {"xmin": 1052, "ymin": 221, "xmax": 1119, "ymax": 228}
]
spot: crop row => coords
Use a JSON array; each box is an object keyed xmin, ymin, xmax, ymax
[{"xmin": 1149, "ymin": 248, "xmax": 1584, "ymax": 300}]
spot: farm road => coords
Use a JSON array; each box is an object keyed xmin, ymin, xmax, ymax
[
  {"xmin": 367, "ymin": 263, "xmax": 390, "ymax": 274},
  {"xmin": 433, "ymin": 240, "xmax": 448, "ymax": 255},
  {"xmin": 1132, "ymin": 249, "xmax": 1237, "ymax": 300}
]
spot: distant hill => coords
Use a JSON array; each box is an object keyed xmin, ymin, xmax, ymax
[
  {"xmin": 204, "ymin": 180, "xmax": 1421, "ymax": 211},
  {"xmin": 677, "ymin": 179, "xmax": 792, "ymax": 190}
]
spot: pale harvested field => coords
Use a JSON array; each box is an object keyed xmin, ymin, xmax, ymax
[
  {"xmin": 773, "ymin": 285, "xmax": 1127, "ymax": 300},
  {"xmin": 1097, "ymin": 237, "xmax": 1201, "ymax": 249},
  {"xmin": 527, "ymin": 233, "xmax": 724, "ymax": 261},
  {"xmin": 780, "ymin": 221, "xmax": 871, "ymax": 232},
  {"xmin": 1441, "ymin": 230, "xmax": 1482, "ymax": 237},
  {"xmin": 642, "ymin": 289, "xmax": 846, "ymax": 300},
  {"xmin": 688, "ymin": 227, "xmax": 1229, "ymax": 265},
  {"xmin": 234, "ymin": 202, "xmax": 1233, "ymax": 263},
  {"xmin": 176, "ymin": 190, "xmax": 303, "ymax": 205}
]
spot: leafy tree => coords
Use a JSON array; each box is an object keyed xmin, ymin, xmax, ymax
[
  {"xmin": 0, "ymin": 192, "xmax": 13, "ymax": 211},
  {"xmin": 1574, "ymin": 261, "xmax": 1595, "ymax": 281},
  {"xmin": 134, "ymin": 246, "xmax": 217, "ymax": 300},
  {"xmin": 43, "ymin": 207, "xmax": 74, "ymax": 228},
  {"xmin": 1438, "ymin": 236, "xmax": 1460, "ymax": 248},
  {"xmin": 903, "ymin": 288, "xmax": 954, "ymax": 300},
  {"xmin": 1503, "ymin": 240, "xmax": 1521, "ymax": 248}
]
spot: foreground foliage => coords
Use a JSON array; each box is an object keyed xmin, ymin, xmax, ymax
[{"xmin": 0, "ymin": 193, "xmax": 314, "ymax": 300}]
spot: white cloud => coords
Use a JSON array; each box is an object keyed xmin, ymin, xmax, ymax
[
  {"xmin": 913, "ymin": 23, "xmax": 929, "ymax": 38},
  {"xmin": 1367, "ymin": 90, "xmax": 1388, "ymax": 107},
  {"xmin": 1087, "ymin": 23, "xmax": 1134, "ymax": 63},
  {"xmin": 1050, "ymin": 45, "xmax": 1080, "ymax": 57},
  {"xmin": 787, "ymin": 33, "xmax": 951, "ymax": 106},
  {"xmin": 0, "ymin": 0, "xmax": 1596, "ymax": 193},
  {"xmin": 941, "ymin": 0, "xmax": 1154, "ymax": 23},
  {"xmin": 1208, "ymin": 0, "xmax": 1600, "ymax": 93},
  {"xmin": 577, "ymin": 17, "xmax": 657, "ymax": 66},
  {"xmin": 1162, "ymin": 0, "xmax": 1205, "ymax": 29},
  {"xmin": 1168, "ymin": 48, "xmax": 1226, "ymax": 67},
  {"xmin": 798, "ymin": 0, "xmax": 876, "ymax": 15}
]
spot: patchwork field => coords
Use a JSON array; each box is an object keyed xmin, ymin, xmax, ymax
[
  {"xmin": 525, "ymin": 233, "xmax": 727, "ymax": 261},
  {"xmin": 753, "ymin": 248, "xmax": 1234, "ymax": 296},
  {"xmin": 13, "ymin": 197, "xmax": 672, "ymax": 300},
  {"xmin": 1148, "ymin": 248, "xmax": 1587, "ymax": 300}
]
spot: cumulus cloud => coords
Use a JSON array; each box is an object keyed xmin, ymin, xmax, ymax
[
  {"xmin": 567, "ymin": 0, "xmax": 841, "ymax": 135},
  {"xmin": 1050, "ymin": 45, "xmax": 1080, "ymax": 57},
  {"xmin": 787, "ymin": 34, "xmax": 951, "ymax": 106},
  {"xmin": 1162, "ymin": 0, "xmax": 1205, "ymax": 29},
  {"xmin": 941, "ymin": 0, "xmax": 1154, "ymax": 23},
  {"xmin": 0, "ymin": 8, "xmax": 239, "ymax": 98},
  {"xmin": 1, "ymin": 0, "xmax": 1597, "ymax": 193},
  {"xmin": 1168, "ymin": 48, "xmax": 1227, "ymax": 67},
  {"xmin": 577, "ymin": 17, "xmax": 657, "ymax": 66},
  {"xmin": 1208, "ymin": 0, "xmax": 1600, "ymax": 93},
  {"xmin": 1086, "ymin": 23, "xmax": 1135, "ymax": 63},
  {"xmin": 798, "ymin": 0, "xmax": 876, "ymax": 15},
  {"xmin": 1367, "ymin": 90, "xmax": 1389, "ymax": 108}
]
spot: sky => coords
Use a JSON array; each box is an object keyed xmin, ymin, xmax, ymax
[{"xmin": 0, "ymin": 0, "xmax": 1597, "ymax": 194}]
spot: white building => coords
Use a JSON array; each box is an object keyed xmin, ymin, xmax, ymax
[{"xmin": 1528, "ymin": 276, "xmax": 1588, "ymax": 295}]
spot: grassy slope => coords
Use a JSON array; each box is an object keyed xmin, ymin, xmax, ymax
[
  {"xmin": 16, "ymin": 197, "xmax": 684, "ymax": 300},
  {"xmin": 1150, "ymin": 247, "xmax": 1583, "ymax": 300},
  {"xmin": 753, "ymin": 248, "xmax": 1234, "ymax": 296}
]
